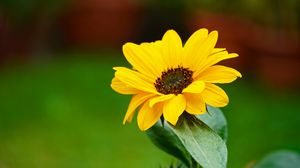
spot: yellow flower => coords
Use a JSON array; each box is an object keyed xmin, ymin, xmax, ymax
[{"xmin": 111, "ymin": 29, "xmax": 241, "ymax": 131}]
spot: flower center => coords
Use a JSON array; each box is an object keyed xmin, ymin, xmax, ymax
[{"xmin": 154, "ymin": 66, "xmax": 193, "ymax": 95}]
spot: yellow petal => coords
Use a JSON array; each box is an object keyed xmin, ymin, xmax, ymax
[
  {"xmin": 193, "ymin": 50, "xmax": 228, "ymax": 77},
  {"xmin": 207, "ymin": 53, "xmax": 238, "ymax": 67},
  {"xmin": 137, "ymin": 101, "xmax": 163, "ymax": 131},
  {"xmin": 184, "ymin": 28, "xmax": 209, "ymax": 49},
  {"xmin": 123, "ymin": 93, "xmax": 155, "ymax": 124},
  {"xmin": 182, "ymin": 80, "xmax": 205, "ymax": 93},
  {"xmin": 184, "ymin": 93, "xmax": 206, "ymax": 114},
  {"xmin": 162, "ymin": 30, "xmax": 183, "ymax": 68},
  {"xmin": 123, "ymin": 43, "xmax": 161, "ymax": 79},
  {"xmin": 183, "ymin": 29, "xmax": 208, "ymax": 68},
  {"xmin": 211, "ymin": 48, "xmax": 226, "ymax": 54},
  {"xmin": 202, "ymin": 84, "xmax": 229, "ymax": 107},
  {"xmin": 149, "ymin": 94, "xmax": 175, "ymax": 107},
  {"xmin": 114, "ymin": 67, "xmax": 157, "ymax": 94},
  {"xmin": 153, "ymin": 40, "xmax": 163, "ymax": 49},
  {"xmin": 140, "ymin": 42, "xmax": 167, "ymax": 73},
  {"xmin": 196, "ymin": 65, "xmax": 242, "ymax": 83},
  {"xmin": 183, "ymin": 31, "xmax": 218, "ymax": 71},
  {"xmin": 111, "ymin": 77, "xmax": 140, "ymax": 94},
  {"xmin": 163, "ymin": 94, "xmax": 186, "ymax": 125},
  {"xmin": 194, "ymin": 52, "xmax": 238, "ymax": 78}
]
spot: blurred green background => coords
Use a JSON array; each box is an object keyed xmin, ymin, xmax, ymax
[{"xmin": 0, "ymin": 0, "xmax": 300, "ymax": 167}]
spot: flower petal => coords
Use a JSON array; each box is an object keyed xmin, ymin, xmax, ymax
[
  {"xmin": 184, "ymin": 28, "xmax": 209, "ymax": 50},
  {"xmin": 184, "ymin": 93, "xmax": 206, "ymax": 114},
  {"xmin": 196, "ymin": 65, "xmax": 242, "ymax": 83},
  {"xmin": 183, "ymin": 31, "xmax": 218, "ymax": 71},
  {"xmin": 211, "ymin": 48, "xmax": 226, "ymax": 54},
  {"xmin": 163, "ymin": 94, "xmax": 186, "ymax": 125},
  {"xmin": 123, "ymin": 93, "xmax": 155, "ymax": 124},
  {"xmin": 123, "ymin": 43, "xmax": 161, "ymax": 79},
  {"xmin": 111, "ymin": 77, "xmax": 140, "ymax": 94},
  {"xmin": 162, "ymin": 30, "xmax": 183, "ymax": 68},
  {"xmin": 182, "ymin": 80, "xmax": 205, "ymax": 93},
  {"xmin": 207, "ymin": 53, "xmax": 238, "ymax": 67},
  {"xmin": 114, "ymin": 67, "xmax": 158, "ymax": 94},
  {"xmin": 202, "ymin": 84, "xmax": 229, "ymax": 107},
  {"xmin": 140, "ymin": 41, "xmax": 167, "ymax": 73},
  {"xmin": 183, "ymin": 29, "xmax": 208, "ymax": 68},
  {"xmin": 194, "ymin": 52, "xmax": 238, "ymax": 77},
  {"xmin": 149, "ymin": 94, "xmax": 175, "ymax": 108},
  {"xmin": 137, "ymin": 101, "xmax": 163, "ymax": 131}
]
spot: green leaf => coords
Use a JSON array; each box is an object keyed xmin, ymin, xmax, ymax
[
  {"xmin": 197, "ymin": 106, "xmax": 228, "ymax": 141},
  {"xmin": 253, "ymin": 150, "xmax": 300, "ymax": 168},
  {"xmin": 147, "ymin": 121, "xmax": 193, "ymax": 167},
  {"xmin": 147, "ymin": 107, "xmax": 228, "ymax": 168},
  {"xmin": 169, "ymin": 113, "xmax": 227, "ymax": 168}
]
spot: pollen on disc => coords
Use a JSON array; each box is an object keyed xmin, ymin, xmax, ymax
[{"xmin": 154, "ymin": 66, "xmax": 193, "ymax": 95}]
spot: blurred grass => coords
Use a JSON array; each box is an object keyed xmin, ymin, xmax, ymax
[{"xmin": 0, "ymin": 51, "xmax": 299, "ymax": 168}]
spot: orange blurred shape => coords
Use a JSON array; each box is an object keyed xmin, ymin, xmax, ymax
[{"xmin": 186, "ymin": 10, "xmax": 300, "ymax": 89}]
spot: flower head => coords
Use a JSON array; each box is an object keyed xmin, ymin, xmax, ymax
[{"xmin": 111, "ymin": 29, "xmax": 241, "ymax": 131}]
